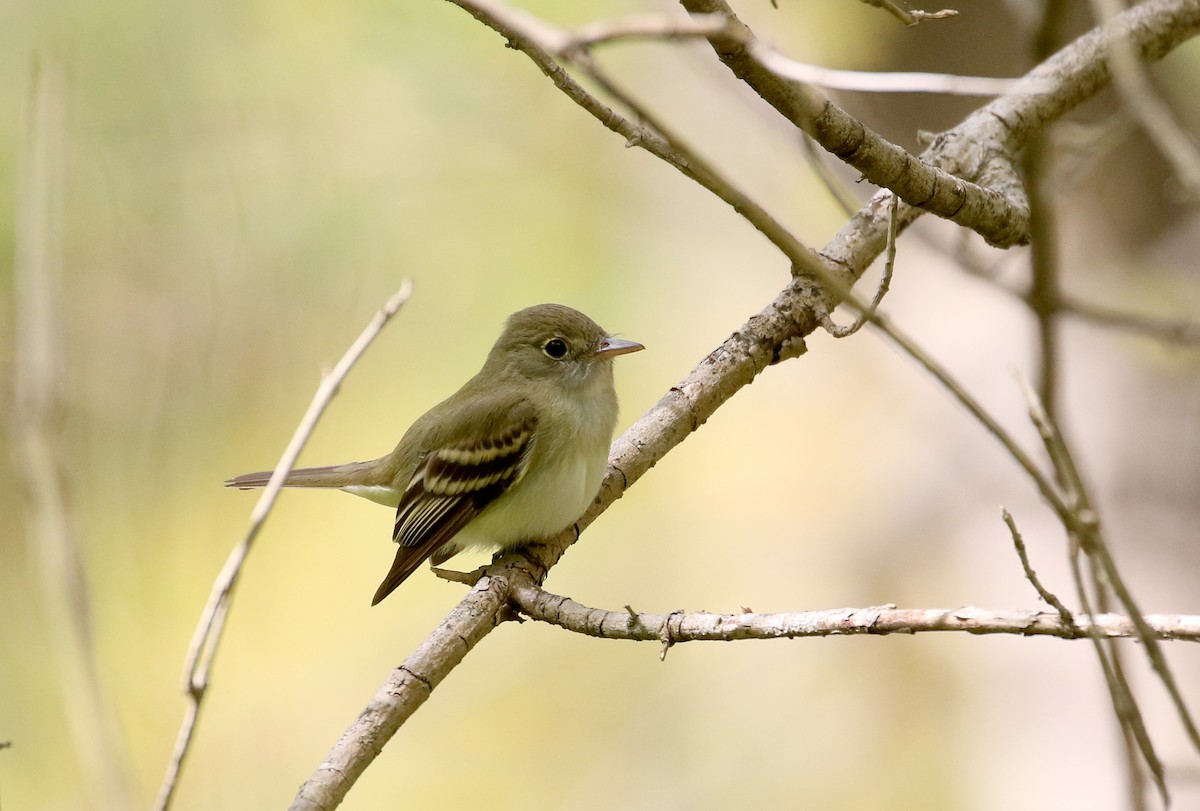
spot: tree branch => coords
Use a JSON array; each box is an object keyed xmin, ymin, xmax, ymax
[
  {"xmin": 158, "ymin": 282, "xmax": 413, "ymax": 811},
  {"xmin": 509, "ymin": 583, "xmax": 1200, "ymax": 647},
  {"xmin": 682, "ymin": 0, "xmax": 1200, "ymax": 246},
  {"xmin": 287, "ymin": 2, "xmax": 1200, "ymax": 806}
]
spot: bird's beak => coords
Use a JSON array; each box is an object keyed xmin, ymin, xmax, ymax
[{"xmin": 595, "ymin": 337, "xmax": 644, "ymax": 359}]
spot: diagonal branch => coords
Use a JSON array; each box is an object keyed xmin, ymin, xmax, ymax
[
  {"xmin": 1090, "ymin": 0, "xmax": 1200, "ymax": 197},
  {"xmin": 682, "ymin": 0, "xmax": 1200, "ymax": 246},
  {"xmin": 680, "ymin": 0, "xmax": 1029, "ymax": 247},
  {"xmin": 159, "ymin": 282, "xmax": 413, "ymax": 811}
]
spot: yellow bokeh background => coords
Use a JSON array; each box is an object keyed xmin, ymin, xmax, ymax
[{"xmin": 3, "ymin": 2, "xmax": 1200, "ymax": 810}]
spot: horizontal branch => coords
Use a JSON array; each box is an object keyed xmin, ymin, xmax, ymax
[
  {"xmin": 568, "ymin": 14, "xmax": 1035, "ymax": 96},
  {"xmin": 512, "ymin": 585, "xmax": 1200, "ymax": 648}
]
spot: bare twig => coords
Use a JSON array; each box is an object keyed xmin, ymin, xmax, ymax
[
  {"xmin": 1001, "ymin": 508, "xmax": 1075, "ymax": 627},
  {"xmin": 1023, "ymin": 135, "xmax": 1062, "ymax": 419},
  {"xmin": 799, "ymin": 134, "xmax": 863, "ymax": 217},
  {"xmin": 1090, "ymin": 0, "xmax": 1200, "ymax": 198},
  {"xmin": 154, "ymin": 282, "xmax": 413, "ymax": 811},
  {"xmin": 751, "ymin": 51, "xmax": 1047, "ymax": 96},
  {"xmin": 568, "ymin": 13, "xmax": 1031, "ymax": 96},
  {"xmin": 1017, "ymin": 373, "xmax": 1200, "ymax": 759},
  {"xmin": 448, "ymin": 0, "xmax": 832, "ymax": 282},
  {"xmin": 823, "ymin": 193, "xmax": 898, "ymax": 338},
  {"xmin": 1020, "ymin": 1, "xmax": 1152, "ymax": 788},
  {"xmin": 1064, "ymin": 528, "xmax": 1167, "ymax": 806},
  {"xmin": 1014, "ymin": 372, "xmax": 1200, "ymax": 804},
  {"xmin": 859, "ymin": 0, "xmax": 958, "ymax": 27},
  {"xmin": 565, "ymin": 11, "xmax": 729, "ymax": 50},
  {"xmin": 686, "ymin": 0, "xmax": 1200, "ymax": 247},
  {"xmin": 682, "ymin": 0, "xmax": 1031, "ymax": 247},
  {"xmin": 12, "ymin": 57, "xmax": 137, "ymax": 811},
  {"xmin": 510, "ymin": 582, "xmax": 1200, "ymax": 643},
  {"xmin": 1062, "ymin": 296, "xmax": 1200, "ymax": 345}
]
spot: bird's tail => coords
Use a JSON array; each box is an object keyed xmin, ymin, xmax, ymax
[{"xmin": 224, "ymin": 459, "xmax": 383, "ymax": 490}]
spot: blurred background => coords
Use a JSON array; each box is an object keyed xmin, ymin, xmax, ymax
[{"xmin": 2, "ymin": 0, "xmax": 1199, "ymax": 809}]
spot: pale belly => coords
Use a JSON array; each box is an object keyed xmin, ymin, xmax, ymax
[{"xmin": 451, "ymin": 445, "xmax": 609, "ymax": 551}]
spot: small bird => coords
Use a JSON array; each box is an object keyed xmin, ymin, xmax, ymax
[{"xmin": 226, "ymin": 304, "xmax": 643, "ymax": 605}]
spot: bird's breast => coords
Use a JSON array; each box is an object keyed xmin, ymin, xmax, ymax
[{"xmin": 451, "ymin": 440, "xmax": 609, "ymax": 551}]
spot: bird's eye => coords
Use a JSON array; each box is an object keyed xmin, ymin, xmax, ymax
[{"xmin": 542, "ymin": 338, "xmax": 569, "ymax": 359}]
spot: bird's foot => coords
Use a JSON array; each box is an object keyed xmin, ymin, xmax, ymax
[{"xmin": 431, "ymin": 565, "xmax": 487, "ymax": 586}]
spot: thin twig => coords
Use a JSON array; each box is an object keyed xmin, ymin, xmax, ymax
[
  {"xmin": 1061, "ymin": 297, "xmax": 1200, "ymax": 345},
  {"xmin": 1065, "ymin": 529, "xmax": 1168, "ymax": 805},
  {"xmin": 1001, "ymin": 508, "xmax": 1075, "ymax": 627},
  {"xmin": 1017, "ymin": 372, "xmax": 1200, "ymax": 759},
  {"xmin": 569, "ymin": 13, "xmax": 1033, "ymax": 96},
  {"xmin": 571, "ymin": 50, "xmax": 832, "ymax": 282},
  {"xmin": 751, "ymin": 50, "xmax": 1049, "ymax": 96},
  {"xmin": 449, "ymin": 0, "xmax": 832, "ymax": 281},
  {"xmin": 1019, "ymin": 0, "xmax": 1153, "ymax": 787},
  {"xmin": 12, "ymin": 57, "xmax": 137, "ymax": 811},
  {"xmin": 681, "ymin": 0, "xmax": 1032, "ymax": 247},
  {"xmin": 510, "ymin": 582, "xmax": 1200, "ymax": 643},
  {"xmin": 799, "ymin": 134, "xmax": 862, "ymax": 217},
  {"xmin": 823, "ymin": 193, "xmax": 898, "ymax": 338},
  {"xmin": 1023, "ymin": 134, "xmax": 1062, "ymax": 420},
  {"xmin": 566, "ymin": 12, "xmax": 729, "ymax": 49},
  {"xmin": 1090, "ymin": 0, "xmax": 1200, "ymax": 199},
  {"xmin": 154, "ymin": 282, "xmax": 414, "ymax": 811},
  {"xmin": 1015, "ymin": 371, "xmax": 1187, "ymax": 805},
  {"xmin": 859, "ymin": 0, "xmax": 958, "ymax": 27}
]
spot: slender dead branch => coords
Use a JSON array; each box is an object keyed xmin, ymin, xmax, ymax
[
  {"xmin": 1090, "ymin": 0, "xmax": 1200, "ymax": 198},
  {"xmin": 751, "ymin": 52, "xmax": 1047, "ymax": 96},
  {"xmin": 1002, "ymin": 508, "xmax": 1074, "ymax": 628},
  {"xmin": 509, "ymin": 582, "xmax": 1200, "ymax": 644},
  {"xmin": 12, "ymin": 57, "xmax": 138, "ymax": 811},
  {"xmin": 1017, "ymin": 374, "xmax": 1200, "ymax": 756},
  {"xmin": 1023, "ymin": 135, "xmax": 1062, "ymax": 420},
  {"xmin": 859, "ymin": 0, "xmax": 958, "ymax": 27},
  {"xmin": 567, "ymin": 13, "xmax": 1037, "ymax": 95},
  {"xmin": 447, "ymin": 0, "xmax": 832, "ymax": 282},
  {"xmin": 1062, "ymin": 296, "xmax": 1200, "ymax": 345},
  {"xmin": 684, "ymin": 0, "xmax": 1200, "ymax": 247},
  {"xmin": 822, "ymin": 193, "xmax": 898, "ymax": 338},
  {"xmin": 155, "ymin": 282, "xmax": 413, "ymax": 811},
  {"xmin": 681, "ymin": 0, "xmax": 1030, "ymax": 247},
  {"xmin": 1015, "ymin": 372, "xmax": 1197, "ymax": 804}
]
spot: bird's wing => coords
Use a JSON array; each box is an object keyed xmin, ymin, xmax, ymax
[{"xmin": 371, "ymin": 403, "xmax": 537, "ymax": 605}]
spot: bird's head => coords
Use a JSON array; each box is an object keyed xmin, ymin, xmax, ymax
[{"xmin": 489, "ymin": 303, "xmax": 643, "ymax": 389}]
